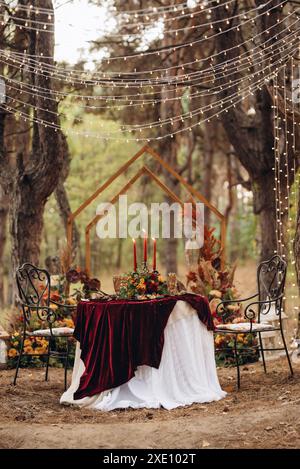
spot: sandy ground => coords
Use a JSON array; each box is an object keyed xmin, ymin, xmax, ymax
[{"xmin": 0, "ymin": 358, "xmax": 299, "ymax": 449}]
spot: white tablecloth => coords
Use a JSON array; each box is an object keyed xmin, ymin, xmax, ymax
[{"xmin": 60, "ymin": 300, "xmax": 226, "ymax": 410}]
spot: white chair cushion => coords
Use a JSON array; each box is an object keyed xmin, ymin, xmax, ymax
[
  {"xmin": 27, "ymin": 327, "xmax": 74, "ymax": 337},
  {"xmin": 215, "ymin": 322, "xmax": 275, "ymax": 332}
]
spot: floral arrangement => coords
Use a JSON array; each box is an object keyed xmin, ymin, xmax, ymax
[
  {"xmin": 119, "ymin": 270, "xmax": 169, "ymax": 299},
  {"xmin": 186, "ymin": 226, "xmax": 259, "ymax": 366},
  {"xmin": 6, "ymin": 273, "xmax": 78, "ymax": 369},
  {"xmin": 7, "ymin": 316, "xmax": 75, "ymax": 369},
  {"xmin": 66, "ymin": 267, "xmax": 101, "ymax": 299}
]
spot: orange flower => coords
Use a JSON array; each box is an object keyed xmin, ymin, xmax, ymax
[
  {"xmin": 50, "ymin": 292, "xmax": 61, "ymax": 302},
  {"xmin": 8, "ymin": 348, "xmax": 18, "ymax": 358}
]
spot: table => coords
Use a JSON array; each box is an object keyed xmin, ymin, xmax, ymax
[{"xmin": 60, "ymin": 294, "xmax": 226, "ymax": 410}]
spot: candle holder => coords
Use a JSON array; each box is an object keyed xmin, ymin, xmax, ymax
[{"xmin": 141, "ymin": 262, "xmax": 149, "ymax": 273}]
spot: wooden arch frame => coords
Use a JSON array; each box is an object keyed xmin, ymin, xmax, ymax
[
  {"xmin": 67, "ymin": 145, "xmax": 226, "ymax": 274},
  {"xmin": 84, "ymin": 165, "xmax": 184, "ymax": 275}
]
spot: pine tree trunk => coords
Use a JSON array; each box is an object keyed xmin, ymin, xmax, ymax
[
  {"xmin": 158, "ymin": 31, "xmax": 181, "ymax": 275},
  {"xmin": 295, "ymin": 186, "xmax": 300, "ymax": 287},
  {"xmin": 0, "ymin": 187, "xmax": 8, "ymax": 304},
  {"xmin": 55, "ymin": 179, "xmax": 80, "ymax": 255},
  {"xmin": 2, "ymin": 1, "xmax": 68, "ymax": 276},
  {"xmin": 9, "ymin": 164, "xmax": 46, "ymax": 268},
  {"xmin": 294, "ymin": 184, "xmax": 300, "ymax": 338},
  {"xmin": 202, "ymin": 121, "xmax": 215, "ymax": 227},
  {"xmin": 158, "ymin": 137, "xmax": 179, "ymax": 275},
  {"xmin": 253, "ymin": 172, "xmax": 280, "ymax": 261}
]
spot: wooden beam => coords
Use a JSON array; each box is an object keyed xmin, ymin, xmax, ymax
[
  {"xmin": 67, "ymin": 145, "xmax": 148, "ymax": 251},
  {"xmin": 84, "ymin": 167, "xmax": 146, "ymax": 273},
  {"xmin": 68, "ymin": 144, "xmax": 227, "ymax": 273},
  {"xmin": 145, "ymin": 146, "xmax": 225, "ymax": 220},
  {"xmin": 84, "ymin": 166, "xmax": 185, "ymax": 275},
  {"xmin": 85, "ymin": 230, "xmax": 91, "ymax": 276},
  {"xmin": 220, "ymin": 218, "xmax": 227, "ymax": 270},
  {"xmin": 143, "ymin": 166, "xmax": 184, "ymax": 207},
  {"xmin": 146, "ymin": 146, "xmax": 227, "ymax": 269},
  {"xmin": 86, "ymin": 167, "xmax": 147, "ymax": 232}
]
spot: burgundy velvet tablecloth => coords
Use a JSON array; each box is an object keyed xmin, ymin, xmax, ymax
[{"xmin": 73, "ymin": 294, "xmax": 214, "ymax": 400}]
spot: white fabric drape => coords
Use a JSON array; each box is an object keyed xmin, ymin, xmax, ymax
[{"xmin": 60, "ymin": 300, "xmax": 226, "ymax": 411}]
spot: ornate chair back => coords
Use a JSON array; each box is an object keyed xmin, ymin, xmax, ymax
[
  {"xmin": 256, "ymin": 255, "xmax": 287, "ymax": 321},
  {"xmin": 16, "ymin": 263, "xmax": 55, "ymax": 329}
]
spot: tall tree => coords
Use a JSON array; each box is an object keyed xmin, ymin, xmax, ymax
[
  {"xmin": 0, "ymin": 1, "xmax": 69, "ymax": 271},
  {"xmin": 294, "ymin": 185, "xmax": 300, "ymax": 336}
]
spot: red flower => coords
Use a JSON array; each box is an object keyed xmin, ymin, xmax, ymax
[
  {"xmin": 66, "ymin": 269, "xmax": 81, "ymax": 283},
  {"xmin": 187, "ymin": 271, "xmax": 197, "ymax": 282},
  {"xmin": 79, "ymin": 271, "xmax": 89, "ymax": 284},
  {"xmin": 50, "ymin": 292, "xmax": 60, "ymax": 302},
  {"xmin": 87, "ymin": 278, "xmax": 101, "ymax": 291}
]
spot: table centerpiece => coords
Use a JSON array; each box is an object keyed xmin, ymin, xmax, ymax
[{"xmin": 118, "ymin": 268, "xmax": 169, "ymax": 300}]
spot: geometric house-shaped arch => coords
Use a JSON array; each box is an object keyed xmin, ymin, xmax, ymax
[
  {"xmin": 67, "ymin": 145, "xmax": 226, "ymax": 273},
  {"xmin": 84, "ymin": 165, "xmax": 184, "ymax": 274}
]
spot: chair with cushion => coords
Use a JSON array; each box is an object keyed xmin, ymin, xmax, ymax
[
  {"xmin": 215, "ymin": 255, "xmax": 293, "ymax": 388},
  {"xmin": 13, "ymin": 263, "xmax": 76, "ymax": 390}
]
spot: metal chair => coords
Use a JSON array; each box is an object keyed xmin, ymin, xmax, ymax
[
  {"xmin": 13, "ymin": 263, "xmax": 76, "ymax": 390},
  {"xmin": 215, "ymin": 255, "xmax": 294, "ymax": 388}
]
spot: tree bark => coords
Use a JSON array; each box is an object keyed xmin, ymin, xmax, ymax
[
  {"xmin": 55, "ymin": 180, "xmax": 80, "ymax": 255},
  {"xmin": 157, "ymin": 32, "xmax": 182, "ymax": 274},
  {"xmin": 157, "ymin": 138, "xmax": 179, "ymax": 274},
  {"xmin": 294, "ymin": 184, "xmax": 300, "ymax": 337},
  {"xmin": 0, "ymin": 186, "xmax": 8, "ymax": 305},
  {"xmin": 2, "ymin": 1, "xmax": 68, "ymax": 273},
  {"xmin": 54, "ymin": 132, "xmax": 80, "ymax": 257},
  {"xmin": 9, "ymin": 154, "xmax": 46, "ymax": 268},
  {"xmin": 202, "ymin": 121, "xmax": 215, "ymax": 227},
  {"xmin": 295, "ymin": 185, "xmax": 300, "ymax": 290}
]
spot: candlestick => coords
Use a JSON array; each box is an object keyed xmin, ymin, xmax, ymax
[
  {"xmin": 152, "ymin": 238, "xmax": 157, "ymax": 271},
  {"xmin": 132, "ymin": 239, "xmax": 137, "ymax": 272},
  {"xmin": 143, "ymin": 231, "xmax": 148, "ymax": 264}
]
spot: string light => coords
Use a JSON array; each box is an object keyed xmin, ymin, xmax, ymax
[
  {"xmin": 3, "ymin": 45, "xmax": 298, "ymax": 138},
  {"xmin": 3, "ymin": 0, "xmax": 232, "ymax": 18},
  {"xmin": 289, "ymin": 55, "xmax": 300, "ymax": 339},
  {"xmin": 273, "ymin": 60, "xmax": 300, "ymax": 344},
  {"xmin": 1, "ymin": 57, "xmax": 295, "ymax": 141},
  {"xmin": 0, "ymin": 0, "xmax": 287, "ymax": 66},
  {"xmin": 2, "ymin": 27, "xmax": 298, "ymax": 118},
  {"xmin": 2, "ymin": 36, "xmax": 298, "ymax": 138},
  {"xmin": 273, "ymin": 74, "xmax": 281, "ymax": 257},
  {"xmin": 0, "ymin": 0, "xmax": 240, "ymax": 40},
  {"xmin": 1, "ymin": 10, "xmax": 297, "ymax": 96},
  {"xmin": 0, "ymin": 2, "xmax": 294, "ymax": 89}
]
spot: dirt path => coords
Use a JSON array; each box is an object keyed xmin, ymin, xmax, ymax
[{"xmin": 0, "ymin": 358, "xmax": 299, "ymax": 449}]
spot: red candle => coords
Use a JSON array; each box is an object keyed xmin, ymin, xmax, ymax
[
  {"xmin": 132, "ymin": 239, "xmax": 137, "ymax": 271},
  {"xmin": 152, "ymin": 238, "xmax": 157, "ymax": 271},
  {"xmin": 143, "ymin": 231, "xmax": 148, "ymax": 263}
]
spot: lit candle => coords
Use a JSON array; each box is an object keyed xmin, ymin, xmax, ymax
[
  {"xmin": 143, "ymin": 230, "xmax": 148, "ymax": 264},
  {"xmin": 152, "ymin": 238, "xmax": 157, "ymax": 271},
  {"xmin": 132, "ymin": 239, "xmax": 137, "ymax": 271}
]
